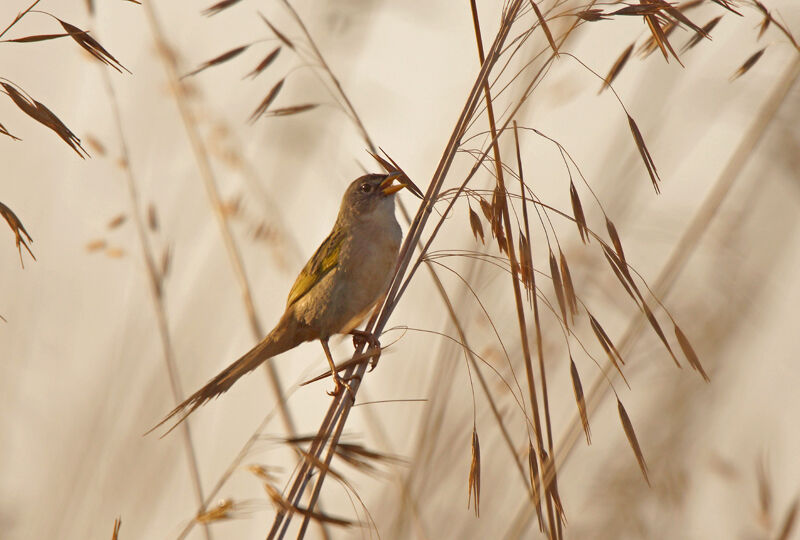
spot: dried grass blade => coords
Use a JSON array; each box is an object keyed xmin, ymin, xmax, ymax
[
  {"xmin": 758, "ymin": 15, "xmax": 771, "ymax": 40},
  {"xmin": 245, "ymin": 46, "xmax": 281, "ymax": 79},
  {"xmin": 196, "ymin": 499, "xmax": 235, "ymax": 523},
  {"xmin": 184, "ymin": 44, "xmax": 249, "ymax": 78},
  {"xmin": 518, "ymin": 232, "xmax": 533, "ymax": 294},
  {"xmin": 777, "ymin": 497, "xmax": 799, "ymax": 540},
  {"xmin": 265, "ymin": 103, "xmax": 318, "ymax": 117},
  {"xmin": 496, "ymin": 222, "xmax": 508, "ymax": 254},
  {"xmin": 147, "ymin": 204, "xmax": 158, "ymax": 231},
  {"xmin": 479, "ymin": 197, "xmax": 493, "ymax": 224},
  {"xmin": 57, "ymin": 19, "xmax": 129, "ymax": 73},
  {"xmin": 618, "ymin": 399, "xmax": 650, "ymax": 486},
  {"xmin": 249, "ymin": 78, "xmax": 284, "ymax": 122},
  {"xmin": 1, "ymin": 200, "xmax": 35, "ymax": 267},
  {"xmin": 569, "ymin": 358, "xmax": 591, "ymax": 444},
  {"xmin": 645, "ymin": 13, "xmax": 683, "ymax": 66},
  {"xmin": 528, "ymin": 1, "xmax": 557, "ymax": 55},
  {"xmin": 468, "ymin": 428, "xmax": 480, "ymax": 517},
  {"xmin": 107, "ymin": 214, "xmax": 126, "ymax": 229},
  {"xmin": 2, "ymin": 32, "xmax": 74, "ymax": 43},
  {"xmin": 469, "ymin": 206, "xmax": 485, "ymax": 244},
  {"xmin": 675, "ymin": 324, "xmax": 708, "ymax": 381},
  {"xmin": 549, "ymin": 250, "xmax": 568, "ymax": 328},
  {"xmin": 599, "ymin": 43, "xmax": 634, "ymax": 94},
  {"xmin": 682, "ymin": 16, "xmax": 721, "ymax": 53},
  {"xmin": 602, "ymin": 245, "xmax": 637, "ymax": 302},
  {"xmin": 527, "ymin": 443, "xmax": 544, "ymax": 531},
  {"xmin": 589, "ymin": 314, "xmax": 628, "ymax": 385},
  {"xmin": 641, "ymin": 301, "xmax": 680, "ymax": 367},
  {"xmin": 605, "ymin": 217, "xmax": 627, "ymax": 268},
  {"xmin": 559, "ymin": 249, "xmax": 578, "ymax": 317},
  {"xmin": 110, "ymin": 517, "xmax": 121, "ymax": 540},
  {"xmin": 203, "ymin": 0, "xmax": 244, "ymax": 16},
  {"xmin": 569, "ymin": 181, "xmax": 588, "ymax": 242},
  {"xmin": 627, "ymin": 113, "xmax": 661, "ymax": 193},
  {"xmin": 577, "ymin": 9, "xmax": 609, "ymax": 21},
  {"xmin": 657, "ymin": 0, "xmax": 707, "ymax": 37},
  {"xmin": 368, "ymin": 148, "xmax": 424, "ymax": 198},
  {"xmin": 710, "ymin": 0, "xmax": 742, "ymax": 16},
  {"xmin": 541, "ymin": 450, "xmax": 566, "ymax": 525},
  {"xmin": 731, "ymin": 48, "xmax": 766, "ymax": 80},
  {"xmin": 259, "ymin": 12, "xmax": 295, "ymax": 50},
  {"xmin": 638, "ymin": 21, "xmax": 677, "ymax": 58},
  {"xmin": 0, "ymin": 120, "xmax": 20, "ymax": 140},
  {"xmin": 1, "ymin": 82, "xmax": 87, "ymax": 157}
]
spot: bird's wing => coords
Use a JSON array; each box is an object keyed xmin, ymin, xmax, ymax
[{"xmin": 286, "ymin": 229, "xmax": 344, "ymax": 307}]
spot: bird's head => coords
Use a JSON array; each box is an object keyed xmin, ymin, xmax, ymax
[{"xmin": 339, "ymin": 172, "xmax": 417, "ymax": 222}]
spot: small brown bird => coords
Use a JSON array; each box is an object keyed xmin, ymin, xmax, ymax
[{"xmin": 153, "ymin": 172, "xmax": 418, "ymax": 431}]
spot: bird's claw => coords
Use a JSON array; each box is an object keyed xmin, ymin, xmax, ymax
[
  {"xmin": 350, "ymin": 330, "xmax": 381, "ymax": 372},
  {"xmin": 328, "ymin": 372, "xmax": 358, "ymax": 404},
  {"xmin": 351, "ymin": 330, "xmax": 380, "ymax": 350}
]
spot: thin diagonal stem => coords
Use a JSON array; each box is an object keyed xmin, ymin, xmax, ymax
[
  {"xmin": 141, "ymin": 2, "xmax": 296, "ymax": 437},
  {"xmin": 469, "ymin": 2, "xmax": 557, "ymax": 537},
  {"xmin": 101, "ymin": 72, "xmax": 211, "ymax": 540},
  {"xmin": 270, "ymin": 3, "xmax": 527, "ymax": 537}
]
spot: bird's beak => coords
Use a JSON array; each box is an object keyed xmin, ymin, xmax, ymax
[
  {"xmin": 380, "ymin": 172, "xmax": 406, "ymax": 196},
  {"xmin": 380, "ymin": 171, "xmax": 424, "ymax": 198}
]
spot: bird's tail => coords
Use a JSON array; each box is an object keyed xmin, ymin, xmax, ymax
[{"xmin": 148, "ymin": 313, "xmax": 308, "ymax": 436}]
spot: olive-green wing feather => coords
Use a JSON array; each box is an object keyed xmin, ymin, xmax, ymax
[{"xmin": 286, "ymin": 230, "xmax": 343, "ymax": 307}]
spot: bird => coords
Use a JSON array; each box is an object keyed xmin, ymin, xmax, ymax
[{"xmin": 152, "ymin": 171, "xmax": 419, "ymax": 433}]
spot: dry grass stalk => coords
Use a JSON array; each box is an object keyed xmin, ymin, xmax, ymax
[
  {"xmin": 528, "ymin": 442, "xmax": 545, "ymax": 531},
  {"xmin": 569, "ymin": 359, "xmax": 590, "ymax": 445},
  {"xmin": 468, "ymin": 0, "xmax": 560, "ymax": 535},
  {"xmin": 184, "ymin": 44, "xmax": 249, "ymax": 78},
  {"xmin": 99, "ymin": 68, "xmax": 211, "ymax": 540},
  {"xmin": 599, "ymin": 43, "xmax": 634, "ymax": 94},
  {"xmin": 107, "ymin": 213, "xmax": 126, "ymax": 229},
  {"xmin": 0, "ymin": 200, "xmax": 35, "ymax": 267},
  {"xmin": 0, "ymin": 81, "xmax": 88, "ymax": 157},
  {"xmin": 245, "ymin": 46, "xmax": 281, "ymax": 79},
  {"xmin": 682, "ymin": 16, "xmax": 722, "ymax": 53},
  {"xmin": 752, "ymin": 0, "xmax": 799, "ymax": 51},
  {"xmin": 263, "ymin": 103, "xmax": 318, "ymax": 117},
  {"xmin": 110, "ymin": 517, "xmax": 121, "ymax": 540},
  {"xmin": 195, "ymin": 499, "xmax": 235, "ymax": 523},
  {"xmin": 142, "ymin": 1, "xmax": 298, "ymax": 439},
  {"xmin": 777, "ymin": 497, "xmax": 799, "ymax": 540},
  {"xmin": 202, "ymin": 0, "xmax": 243, "ymax": 17},
  {"xmin": 273, "ymin": 3, "xmax": 530, "ymax": 536},
  {"xmin": 617, "ymin": 398, "xmax": 650, "ymax": 486},
  {"xmin": 468, "ymin": 205, "xmax": 485, "ymax": 243},
  {"xmin": 528, "ymin": 0, "xmax": 557, "ymax": 55},
  {"xmin": 626, "ymin": 114, "xmax": 661, "ymax": 193},
  {"xmin": 674, "ymin": 324, "xmax": 709, "ymax": 381},
  {"xmin": 56, "ymin": 18, "xmax": 129, "ymax": 73},
  {"xmin": 259, "ymin": 11, "xmax": 294, "ymax": 50},
  {"xmin": 249, "ymin": 78, "xmax": 284, "ymax": 122},
  {"xmin": 731, "ymin": 47, "xmax": 766, "ymax": 80},
  {"xmin": 468, "ymin": 428, "xmax": 481, "ymax": 517}
]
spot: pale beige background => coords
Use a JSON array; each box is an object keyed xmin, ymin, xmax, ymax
[{"xmin": 1, "ymin": 1, "xmax": 799, "ymax": 539}]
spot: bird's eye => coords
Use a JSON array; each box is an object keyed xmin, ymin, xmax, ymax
[{"xmin": 359, "ymin": 183, "xmax": 372, "ymax": 193}]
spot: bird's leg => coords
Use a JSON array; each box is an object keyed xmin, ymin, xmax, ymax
[
  {"xmin": 320, "ymin": 338, "xmax": 354, "ymax": 401},
  {"xmin": 349, "ymin": 329, "xmax": 381, "ymax": 371}
]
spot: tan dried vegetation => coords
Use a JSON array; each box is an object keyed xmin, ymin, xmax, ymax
[{"xmin": 3, "ymin": 0, "xmax": 799, "ymax": 539}]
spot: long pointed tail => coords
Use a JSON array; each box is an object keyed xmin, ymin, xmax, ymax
[{"xmin": 148, "ymin": 314, "xmax": 306, "ymax": 435}]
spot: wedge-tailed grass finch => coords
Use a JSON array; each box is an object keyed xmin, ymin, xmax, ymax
[{"xmin": 154, "ymin": 172, "xmax": 419, "ymax": 431}]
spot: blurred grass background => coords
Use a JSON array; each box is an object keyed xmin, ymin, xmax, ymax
[{"xmin": 1, "ymin": 1, "xmax": 799, "ymax": 538}]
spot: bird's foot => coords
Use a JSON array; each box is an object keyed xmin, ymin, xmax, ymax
[
  {"xmin": 350, "ymin": 330, "xmax": 381, "ymax": 372},
  {"xmin": 327, "ymin": 372, "xmax": 359, "ymax": 404}
]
